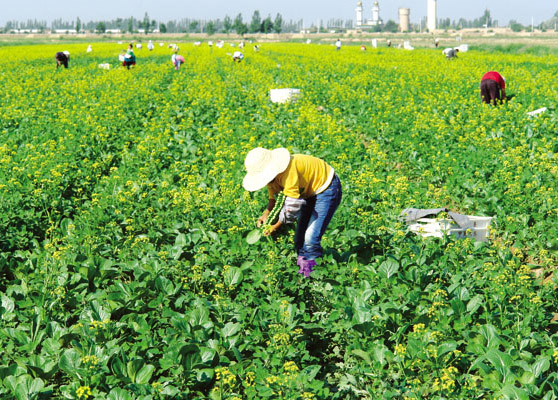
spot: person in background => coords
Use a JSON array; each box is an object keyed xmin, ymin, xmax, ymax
[
  {"xmin": 435, "ymin": 38, "xmax": 440, "ymax": 48},
  {"xmin": 445, "ymin": 48, "xmax": 459, "ymax": 59},
  {"xmin": 171, "ymin": 52, "xmax": 185, "ymax": 70},
  {"xmin": 86, "ymin": 45, "xmax": 92, "ymax": 53},
  {"xmin": 232, "ymin": 51, "xmax": 244, "ymax": 62},
  {"xmin": 243, "ymin": 148, "xmax": 342, "ymax": 278},
  {"xmin": 335, "ymin": 38, "xmax": 342, "ymax": 51},
  {"xmin": 387, "ymin": 39, "xmax": 392, "ymax": 47},
  {"xmin": 55, "ymin": 51, "xmax": 70, "ymax": 68},
  {"xmin": 122, "ymin": 44, "xmax": 136, "ymax": 69},
  {"xmin": 148, "ymin": 40, "xmax": 154, "ymax": 51},
  {"xmin": 360, "ymin": 45, "xmax": 367, "ymax": 51},
  {"xmin": 480, "ymin": 71, "xmax": 506, "ymax": 105}
]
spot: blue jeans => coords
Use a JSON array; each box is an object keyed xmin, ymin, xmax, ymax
[{"xmin": 295, "ymin": 175, "xmax": 342, "ymax": 260}]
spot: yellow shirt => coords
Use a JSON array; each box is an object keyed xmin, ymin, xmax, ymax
[{"xmin": 267, "ymin": 154, "xmax": 333, "ymax": 199}]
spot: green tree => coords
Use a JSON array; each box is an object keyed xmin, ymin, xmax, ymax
[
  {"xmin": 189, "ymin": 20, "xmax": 199, "ymax": 32},
  {"xmin": 482, "ymin": 9, "xmax": 492, "ymax": 27},
  {"xmin": 509, "ymin": 20, "xmax": 524, "ymax": 32},
  {"xmin": 159, "ymin": 23, "xmax": 167, "ymax": 33},
  {"xmin": 128, "ymin": 17, "xmax": 134, "ymax": 33},
  {"xmin": 96, "ymin": 21, "xmax": 106, "ymax": 33},
  {"xmin": 273, "ymin": 13, "xmax": 283, "ymax": 33},
  {"xmin": 142, "ymin": 12, "xmax": 151, "ymax": 33},
  {"xmin": 234, "ymin": 13, "xmax": 248, "ymax": 36},
  {"xmin": 75, "ymin": 17, "xmax": 81, "ymax": 33},
  {"xmin": 250, "ymin": 10, "xmax": 261, "ymax": 33},
  {"xmin": 382, "ymin": 19, "xmax": 398, "ymax": 33},
  {"xmin": 261, "ymin": 16, "xmax": 273, "ymax": 33},
  {"xmin": 206, "ymin": 21, "xmax": 216, "ymax": 35},
  {"xmin": 224, "ymin": 15, "xmax": 232, "ymax": 33}
]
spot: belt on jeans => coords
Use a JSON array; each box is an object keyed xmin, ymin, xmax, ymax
[{"xmin": 314, "ymin": 167, "xmax": 335, "ymax": 195}]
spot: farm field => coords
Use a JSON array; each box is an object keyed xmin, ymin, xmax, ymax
[{"xmin": 0, "ymin": 41, "xmax": 558, "ymax": 399}]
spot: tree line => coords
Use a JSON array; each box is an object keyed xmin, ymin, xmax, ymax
[
  {"xmin": 1, "ymin": 12, "xmax": 308, "ymax": 34},
  {"xmin": 5, "ymin": 9, "xmax": 556, "ymax": 35}
]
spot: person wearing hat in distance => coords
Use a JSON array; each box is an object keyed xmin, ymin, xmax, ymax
[
  {"xmin": 480, "ymin": 71, "xmax": 506, "ymax": 105},
  {"xmin": 122, "ymin": 44, "xmax": 136, "ymax": 69},
  {"xmin": 171, "ymin": 52, "xmax": 185, "ymax": 71},
  {"xmin": 55, "ymin": 51, "xmax": 70, "ymax": 68},
  {"xmin": 445, "ymin": 47, "xmax": 459, "ymax": 59},
  {"xmin": 232, "ymin": 51, "xmax": 244, "ymax": 62},
  {"xmin": 243, "ymin": 148, "xmax": 342, "ymax": 277}
]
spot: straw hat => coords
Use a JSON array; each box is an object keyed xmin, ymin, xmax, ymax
[{"xmin": 242, "ymin": 147, "xmax": 290, "ymax": 191}]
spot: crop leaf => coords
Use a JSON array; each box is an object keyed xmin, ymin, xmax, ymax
[
  {"xmin": 197, "ymin": 368, "xmax": 214, "ymax": 383},
  {"xmin": 437, "ymin": 341, "xmax": 458, "ymax": 358},
  {"xmin": 480, "ymin": 324, "xmax": 501, "ymax": 349},
  {"xmin": 246, "ymin": 229, "xmax": 262, "ymax": 245},
  {"xmin": 224, "ymin": 267, "xmax": 243, "ymax": 286},
  {"xmin": 485, "ymin": 349, "xmax": 514, "ymax": 384},
  {"xmin": 222, "ymin": 322, "xmax": 241, "ymax": 338},
  {"xmin": 199, "ymin": 347, "xmax": 217, "ymax": 364},
  {"xmin": 59, "ymin": 349, "xmax": 81, "ymax": 377},
  {"xmin": 531, "ymin": 356, "xmax": 550, "ymax": 378},
  {"xmin": 467, "ymin": 295, "xmax": 484, "ymax": 314},
  {"xmin": 1, "ymin": 295, "xmax": 15, "ymax": 314},
  {"xmin": 301, "ymin": 365, "xmax": 321, "ymax": 380},
  {"xmin": 135, "ymin": 364, "xmax": 155, "ymax": 384},
  {"xmin": 155, "ymin": 276, "xmax": 174, "ymax": 295},
  {"xmin": 107, "ymin": 388, "xmax": 133, "ymax": 400},
  {"xmin": 496, "ymin": 384, "xmax": 529, "ymax": 400},
  {"xmin": 127, "ymin": 359, "xmax": 144, "ymax": 383},
  {"xmin": 351, "ymin": 349, "xmax": 372, "ymax": 365},
  {"xmin": 378, "ymin": 259, "xmax": 399, "ymax": 280}
]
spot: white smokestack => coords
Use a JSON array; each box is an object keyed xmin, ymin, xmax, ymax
[{"xmin": 427, "ymin": 0, "xmax": 437, "ymax": 32}]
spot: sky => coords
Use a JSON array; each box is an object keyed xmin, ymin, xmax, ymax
[{"xmin": 1, "ymin": 0, "xmax": 555, "ymax": 27}]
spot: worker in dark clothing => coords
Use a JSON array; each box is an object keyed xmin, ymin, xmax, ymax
[
  {"xmin": 445, "ymin": 48, "xmax": 458, "ymax": 59},
  {"xmin": 480, "ymin": 71, "xmax": 506, "ymax": 105},
  {"xmin": 55, "ymin": 51, "xmax": 70, "ymax": 68}
]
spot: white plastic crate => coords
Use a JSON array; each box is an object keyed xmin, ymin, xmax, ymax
[
  {"xmin": 270, "ymin": 88, "xmax": 301, "ymax": 104},
  {"xmin": 408, "ymin": 216, "xmax": 493, "ymax": 242},
  {"xmin": 98, "ymin": 63, "xmax": 111, "ymax": 70},
  {"xmin": 457, "ymin": 44, "xmax": 469, "ymax": 52}
]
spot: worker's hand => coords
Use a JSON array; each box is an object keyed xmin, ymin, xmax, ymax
[
  {"xmin": 263, "ymin": 221, "xmax": 282, "ymax": 236},
  {"xmin": 257, "ymin": 210, "xmax": 270, "ymax": 227}
]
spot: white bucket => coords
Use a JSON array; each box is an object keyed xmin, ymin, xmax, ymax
[{"xmin": 270, "ymin": 88, "xmax": 301, "ymax": 104}]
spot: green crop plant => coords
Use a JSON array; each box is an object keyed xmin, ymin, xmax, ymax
[
  {"xmin": 246, "ymin": 192, "xmax": 286, "ymax": 244},
  {"xmin": 0, "ymin": 41, "xmax": 557, "ymax": 399}
]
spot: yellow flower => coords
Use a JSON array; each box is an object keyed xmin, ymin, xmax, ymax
[
  {"xmin": 283, "ymin": 361, "xmax": 299, "ymax": 373},
  {"xmin": 76, "ymin": 386, "xmax": 92, "ymax": 399},
  {"xmin": 394, "ymin": 343, "xmax": 406, "ymax": 356},
  {"xmin": 412, "ymin": 323, "xmax": 426, "ymax": 333}
]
